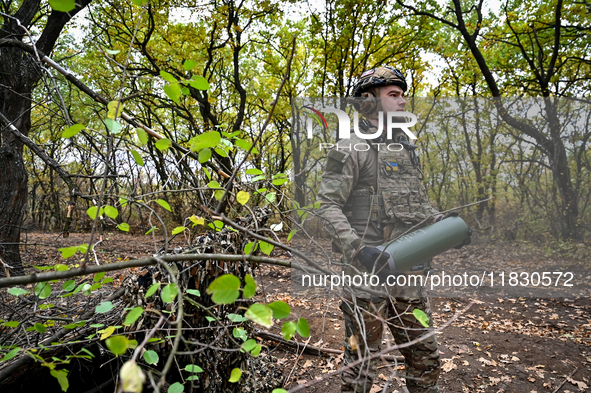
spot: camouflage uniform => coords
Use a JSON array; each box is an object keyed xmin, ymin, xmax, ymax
[{"xmin": 317, "ymin": 125, "xmax": 441, "ymax": 392}]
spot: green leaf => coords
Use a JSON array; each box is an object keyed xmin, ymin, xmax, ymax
[
  {"xmin": 35, "ymin": 282, "xmax": 52, "ymax": 299},
  {"xmin": 106, "ymin": 335, "xmax": 129, "ymax": 356},
  {"xmin": 145, "ymin": 226, "xmax": 157, "ymax": 235},
  {"xmin": 183, "ymin": 59, "xmax": 197, "ymax": 71},
  {"xmin": 265, "ymin": 192, "xmax": 276, "ymax": 204},
  {"xmin": 62, "ymin": 280, "xmax": 76, "ymax": 292},
  {"xmin": 296, "ymin": 318, "xmax": 310, "ymax": 337},
  {"xmin": 287, "ymin": 229, "xmax": 297, "ymax": 242},
  {"xmin": 234, "ymin": 138, "xmax": 252, "ymax": 152},
  {"xmin": 0, "ymin": 347, "xmax": 20, "ymax": 362},
  {"xmin": 245, "ymin": 168, "xmax": 263, "ymax": 175},
  {"xmin": 156, "ymin": 199, "xmax": 172, "ymax": 211},
  {"xmin": 104, "ymin": 48, "xmax": 120, "ymax": 55},
  {"xmin": 236, "ymin": 191, "xmax": 250, "ymax": 206},
  {"xmin": 161, "ymin": 283, "xmax": 178, "ymax": 303},
  {"xmin": 268, "ymin": 301, "xmax": 291, "ymax": 319},
  {"xmin": 198, "ymin": 147, "xmax": 212, "ymax": 163},
  {"xmin": 117, "ymin": 223, "xmax": 130, "ymax": 232},
  {"xmin": 412, "ymin": 308, "xmax": 430, "ymax": 328},
  {"xmin": 145, "ymin": 283, "xmax": 159, "ymax": 298},
  {"xmin": 272, "ymin": 178, "xmax": 288, "ymax": 186},
  {"xmin": 186, "ymin": 289, "xmax": 201, "ymax": 297},
  {"xmin": 259, "ymin": 240, "xmax": 274, "ymax": 256},
  {"xmin": 190, "ymin": 131, "xmax": 221, "ymax": 152},
  {"xmin": 107, "ymin": 100, "xmax": 124, "ymax": 119},
  {"xmin": 124, "ymin": 306, "xmax": 144, "ymax": 326},
  {"xmin": 34, "ymin": 323, "xmax": 47, "ymax": 333},
  {"xmin": 243, "ymin": 274, "xmax": 256, "ymax": 299},
  {"xmin": 228, "ymin": 368, "xmax": 241, "ymax": 383},
  {"xmin": 104, "ymin": 119, "xmax": 122, "ymax": 133},
  {"xmin": 233, "ymin": 327, "xmax": 247, "ymax": 341},
  {"xmin": 7, "ymin": 287, "xmax": 28, "ymax": 297},
  {"xmin": 155, "ymin": 138, "xmax": 172, "ymax": 151},
  {"xmin": 48, "ymin": 0, "xmax": 76, "ymax": 12},
  {"xmin": 244, "ymin": 241, "xmax": 257, "ymax": 254},
  {"xmin": 242, "ymin": 339, "xmax": 257, "ymax": 352},
  {"xmin": 168, "ymin": 382, "xmax": 184, "ymax": 393},
  {"xmin": 272, "ymin": 389, "xmax": 288, "ymax": 393},
  {"xmin": 189, "ymin": 75, "xmax": 210, "ymax": 90},
  {"xmin": 163, "ymin": 83, "xmax": 181, "ymax": 103},
  {"xmin": 104, "ymin": 205, "xmax": 118, "ymax": 219},
  {"xmin": 171, "ymin": 226, "xmax": 186, "ymax": 235},
  {"xmin": 245, "ymin": 303, "xmax": 273, "ymax": 328},
  {"xmin": 206, "ymin": 274, "xmax": 241, "ymax": 304},
  {"xmin": 251, "ymin": 344, "xmax": 261, "ymax": 357},
  {"xmin": 50, "ymin": 369, "xmax": 69, "ymax": 392},
  {"xmin": 160, "ymin": 71, "xmax": 177, "ymax": 83},
  {"xmin": 185, "ymin": 364, "xmax": 204, "ymax": 373},
  {"xmin": 94, "ymin": 271, "xmax": 106, "ymax": 282},
  {"xmin": 131, "ymin": 150, "xmax": 144, "ymax": 166},
  {"xmin": 227, "ymin": 313, "xmax": 247, "ymax": 323},
  {"xmin": 136, "ymin": 128, "xmax": 148, "ymax": 144},
  {"xmin": 207, "ymin": 180, "xmax": 221, "ymax": 189},
  {"xmin": 143, "ymin": 350, "xmax": 159, "ymax": 365},
  {"xmin": 281, "ymin": 321, "xmax": 297, "ymax": 341},
  {"xmin": 131, "ymin": 0, "xmax": 150, "ymax": 6},
  {"xmin": 58, "ymin": 246, "xmax": 79, "ymax": 259},
  {"xmin": 3, "ymin": 321, "xmax": 19, "ymax": 328},
  {"xmin": 86, "ymin": 206, "xmax": 101, "ymax": 220},
  {"xmin": 95, "ymin": 301, "xmax": 114, "ymax": 314},
  {"xmin": 205, "ymin": 316, "xmax": 215, "ymax": 322},
  {"xmin": 62, "ymin": 124, "xmax": 85, "ymax": 138}
]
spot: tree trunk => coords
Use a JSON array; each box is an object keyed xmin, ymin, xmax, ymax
[{"xmin": 0, "ymin": 47, "xmax": 37, "ymax": 276}]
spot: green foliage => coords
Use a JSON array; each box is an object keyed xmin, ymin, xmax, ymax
[
  {"xmin": 412, "ymin": 309, "xmax": 430, "ymax": 328},
  {"xmin": 106, "ymin": 335, "xmax": 129, "ymax": 356},
  {"xmin": 143, "ymin": 350, "xmax": 159, "ymax": 365},
  {"xmin": 228, "ymin": 368, "xmax": 241, "ymax": 383},
  {"xmin": 268, "ymin": 301, "xmax": 290, "ymax": 319},
  {"xmin": 206, "ymin": 274, "xmax": 241, "ymax": 304},
  {"xmin": 245, "ymin": 303, "xmax": 273, "ymax": 328}
]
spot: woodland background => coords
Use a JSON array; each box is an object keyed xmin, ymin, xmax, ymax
[{"xmin": 0, "ymin": 0, "xmax": 590, "ymax": 392}]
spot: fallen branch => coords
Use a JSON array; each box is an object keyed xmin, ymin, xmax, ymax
[
  {"xmin": 256, "ymin": 331, "xmax": 404, "ymax": 362},
  {"xmin": 0, "ymin": 253, "xmax": 291, "ymax": 288}
]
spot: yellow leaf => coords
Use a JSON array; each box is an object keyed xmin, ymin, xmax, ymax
[
  {"xmin": 107, "ymin": 101, "xmax": 124, "ymax": 120},
  {"xmin": 99, "ymin": 325, "xmax": 116, "ymax": 340},
  {"xmin": 236, "ymin": 191, "xmax": 250, "ymax": 206}
]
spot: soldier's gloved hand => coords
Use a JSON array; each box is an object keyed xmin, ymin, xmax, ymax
[
  {"xmin": 356, "ymin": 246, "xmax": 393, "ymax": 282},
  {"xmin": 434, "ymin": 211, "xmax": 459, "ymax": 222}
]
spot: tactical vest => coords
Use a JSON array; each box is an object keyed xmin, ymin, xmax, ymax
[{"xmin": 343, "ymin": 131, "xmax": 437, "ymax": 239}]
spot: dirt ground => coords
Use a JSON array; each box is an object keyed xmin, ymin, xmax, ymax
[{"xmin": 16, "ymin": 231, "xmax": 591, "ymax": 393}]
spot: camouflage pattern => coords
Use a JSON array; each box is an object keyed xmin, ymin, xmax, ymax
[
  {"xmin": 377, "ymin": 135, "xmax": 440, "ymax": 229},
  {"xmin": 316, "ymin": 120, "xmax": 442, "ymax": 391},
  {"xmin": 340, "ymin": 294, "xmax": 440, "ymax": 393}
]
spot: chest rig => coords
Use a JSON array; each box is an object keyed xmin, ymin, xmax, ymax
[{"xmin": 343, "ymin": 129, "xmax": 436, "ymax": 240}]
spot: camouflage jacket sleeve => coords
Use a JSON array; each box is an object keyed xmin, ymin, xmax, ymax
[{"xmin": 316, "ymin": 147, "xmax": 364, "ymax": 262}]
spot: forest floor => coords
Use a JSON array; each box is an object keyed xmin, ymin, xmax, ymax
[{"xmin": 15, "ymin": 231, "xmax": 591, "ymax": 393}]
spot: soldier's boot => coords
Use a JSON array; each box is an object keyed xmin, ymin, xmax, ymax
[{"xmin": 341, "ymin": 299, "xmax": 386, "ymax": 392}]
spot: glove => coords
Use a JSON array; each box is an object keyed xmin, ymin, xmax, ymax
[{"xmin": 356, "ymin": 246, "xmax": 394, "ymax": 283}]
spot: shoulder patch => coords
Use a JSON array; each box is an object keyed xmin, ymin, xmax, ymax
[{"xmin": 325, "ymin": 149, "xmax": 350, "ymax": 174}]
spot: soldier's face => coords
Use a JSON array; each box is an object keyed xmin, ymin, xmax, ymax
[{"xmin": 378, "ymin": 85, "xmax": 406, "ymax": 113}]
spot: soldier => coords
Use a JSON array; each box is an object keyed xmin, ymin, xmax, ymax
[{"xmin": 317, "ymin": 66, "xmax": 452, "ymax": 392}]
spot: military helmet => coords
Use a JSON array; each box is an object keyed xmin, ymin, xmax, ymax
[{"xmin": 352, "ymin": 65, "xmax": 408, "ymax": 97}]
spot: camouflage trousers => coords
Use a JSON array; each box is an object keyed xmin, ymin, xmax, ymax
[{"xmin": 340, "ymin": 293, "xmax": 441, "ymax": 393}]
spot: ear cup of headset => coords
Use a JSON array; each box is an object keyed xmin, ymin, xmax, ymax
[{"xmin": 358, "ymin": 91, "xmax": 378, "ymax": 116}]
